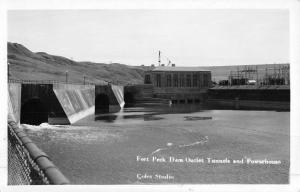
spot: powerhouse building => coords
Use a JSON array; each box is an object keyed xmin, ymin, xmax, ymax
[{"xmin": 144, "ymin": 66, "xmax": 212, "ymax": 104}]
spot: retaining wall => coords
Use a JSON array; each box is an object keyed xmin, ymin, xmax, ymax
[
  {"xmin": 8, "ymin": 83, "xmax": 21, "ymax": 124},
  {"xmin": 95, "ymin": 84, "xmax": 124, "ymax": 113},
  {"xmin": 206, "ymin": 99, "xmax": 290, "ymax": 111},
  {"xmin": 111, "ymin": 84, "xmax": 125, "ymax": 108},
  {"xmin": 53, "ymin": 84, "xmax": 95, "ymax": 124},
  {"xmin": 8, "ymin": 83, "xmax": 125, "ymax": 125}
]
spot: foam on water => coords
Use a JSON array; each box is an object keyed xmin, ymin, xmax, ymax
[
  {"xmin": 21, "ymin": 123, "xmax": 88, "ymax": 131},
  {"xmin": 21, "ymin": 123, "xmax": 60, "ymax": 130},
  {"xmin": 21, "ymin": 123, "xmax": 125, "ymax": 144}
]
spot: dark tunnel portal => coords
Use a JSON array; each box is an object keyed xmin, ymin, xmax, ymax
[
  {"xmin": 20, "ymin": 98, "xmax": 48, "ymax": 125},
  {"xmin": 95, "ymin": 94, "xmax": 110, "ymax": 113},
  {"xmin": 124, "ymin": 92, "xmax": 135, "ymax": 107}
]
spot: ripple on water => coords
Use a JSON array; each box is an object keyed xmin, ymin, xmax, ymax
[
  {"xmin": 184, "ymin": 116, "xmax": 212, "ymax": 121},
  {"xmin": 151, "ymin": 136, "xmax": 209, "ymax": 155}
]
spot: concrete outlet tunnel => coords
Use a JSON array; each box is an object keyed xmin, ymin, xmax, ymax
[
  {"xmin": 20, "ymin": 98, "xmax": 48, "ymax": 125},
  {"xmin": 124, "ymin": 92, "xmax": 135, "ymax": 105},
  {"xmin": 95, "ymin": 94, "xmax": 110, "ymax": 113},
  {"xmin": 9, "ymin": 83, "xmax": 124, "ymax": 125}
]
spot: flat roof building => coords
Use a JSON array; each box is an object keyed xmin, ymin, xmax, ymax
[{"xmin": 144, "ymin": 66, "xmax": 212, "ymax": 104}]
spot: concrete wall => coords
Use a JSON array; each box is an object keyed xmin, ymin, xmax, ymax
[
  {"xmin": 9, "ymin": 83, "xmax": 125, "ymax": 124},
  {"xmin": 111, "ymin": 84, "xmax": 125, "ymax": 108},
  {"xmin": 124, "ymin": 84, "xmax": 154, "ymax": 100},
  {"xmin": 53, "ymin": 84, "xmax": 95, "ymax": 124},
  {"xmin": 8, "ymin": 83, "xmax": 96, "ymax": 125},
  {"xmin": 124, "ymin": 84, "xmax": 208, "ymax": 104},
  {"xmin": 8, "ymin": 83, "xmax": 21, "ymax": 124},
  {"xmin": 95, "ymin": 84, "xmax": 124, "ymax": 113},
  {"xmin": 20, "ymin": 84, "xmax": 67, "ymax": 125},
  {"xmin": 208, "ymin": 88, "xmax": 290, "ymax": 101},
  {"xmin": 206, "ymin": 99, "xmax": 290, "ymax": 111}
]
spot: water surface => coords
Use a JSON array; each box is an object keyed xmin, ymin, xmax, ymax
[{"xmin": 23, "ymin": 105, "xmax": 290, "ymax": 184}]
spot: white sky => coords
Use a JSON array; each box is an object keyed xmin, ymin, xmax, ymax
[{"xmin": 7, "ymin": 9, "xmax": 289, "ymax": 66}]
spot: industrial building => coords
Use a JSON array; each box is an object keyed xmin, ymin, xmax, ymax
[{"xmin": 143, "ymin": 65, "xmax": 212, "ymax": 104}]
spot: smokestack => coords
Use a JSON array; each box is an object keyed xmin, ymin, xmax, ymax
[{"xmin": 158, "ymin": 50, "xmax": 161, "ymax": 66}]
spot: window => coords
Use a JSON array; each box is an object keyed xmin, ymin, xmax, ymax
[
  {"xmin": 186, "ymin": 74, "xmax": 191, "ymax": 87},
  {"xmin": 199, "ymin": 73, "xmax": 203, "ymax": 88},
  {"xmin": 203, "ymin": 73, "xmax": 208, "ymax": 87},
  {"xmin": 180, "ymin": 74, "xmax": 185, "ymax": 87},
  {"xmin": 156, "ymin": 74, "xmax": 161, "ymax": 87},
  {"xmin": 173, "ymin": 74, "xmax": 178, "ymax": 87},
  {"xmin": 144, "ymin": 74, "xmax": 151, "ymax": 84},
  {"xmin": 193, "ymin": 73, "xmax": 198, "ymax": 87},
  {"xmin": 166, "ymin": 74, "xmax": 172, "ymax": 87}
]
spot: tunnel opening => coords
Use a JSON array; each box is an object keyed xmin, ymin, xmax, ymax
[
  {"xmin": 20, "ymin": 98, "xmax": 48, "ymax": 125},
  {"xmin": 95, "ymin": 94, "xmax": 110, "ymax": 113},
  {"xmin": 124, "ymin": 92, "xmax": 135, "ymax": 107}
]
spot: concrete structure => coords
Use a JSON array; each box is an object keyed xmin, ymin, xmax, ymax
[
  {"xmin": 124, "ymin": 84, "xmax": 170, "ymax": 106},
  {"xmin": 95, "ymin": 84, "xmax": 124, "ymax": 113},
  {"xmin": 8, "ymin": 82, "xmax": 124, "ymax": 125},
  {"xmin": 143, "ymin": 66, "xmax": 212, "ymax": 104},
  {"xmin": 207, "ymin": 85, "xmax": 290, "ymax": 110},
  {"xmin": 8, "ymin": 83, "xmax": 21, "ymax": 123},
  {"xmin": 53, "ymin": 84, "xmax": 95, "ymax": 124}
]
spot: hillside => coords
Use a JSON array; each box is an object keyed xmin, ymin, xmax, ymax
[
  {"xmin": 8, "ymin": 42, "xmax": 289, "ymax": 85},
  {"xmin": 8, "ymin": 42, "xmax": 148, "ymax": 85}
]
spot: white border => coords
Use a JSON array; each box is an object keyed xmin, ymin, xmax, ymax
[{"xmin": 1, "ymin": 0, "xmax": 300, "ymax": 192}]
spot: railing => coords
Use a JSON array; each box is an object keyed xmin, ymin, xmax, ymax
[
  {"xmin": 210, "ymin": 84, "xmax": 290, "ymax": 90},
  {"xmin": 8, "ymin": 79, "xmax": 109, "ymax": 86},
  {"xmin": 8, "ymin": 121, "xmax": 70, "ymax": 185},
  {"xmin": 8, "ymin": 79, "xmax": 98, "ymax": 85},
  {"xmin": 8, "ymin": 79, "xmax": 61, "ymax": 84}
]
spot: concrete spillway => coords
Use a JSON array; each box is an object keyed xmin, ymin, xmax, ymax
[
  {"xmin": 8, "ymin": 83, "xmax": 21, "ymax": 123},
  {"xmin": 111, "ymin": 84, "xmax": 125, "ymax": 108},
  {"xmin": 8, "ymin": 83, "xmax": 124, "ymax": 125},
  {"xmin": 52, "ymin": 84, "xmax": 95, "ymax": 124},
  {"xmin": 95, "ymin": 84, "xmax": 125, "ymax": 113}
]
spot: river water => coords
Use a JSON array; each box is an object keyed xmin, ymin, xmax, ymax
[{"xmin": 22, "ymin": 105, "xmax": 290, "ymax": 184}]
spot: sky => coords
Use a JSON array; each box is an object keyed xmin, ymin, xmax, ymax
[{"xmin": 7, "ymin": 9, "xmax": 289, "ymax": 66}]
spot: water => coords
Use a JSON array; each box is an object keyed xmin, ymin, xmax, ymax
[{"xmin": 22, "ymin": 105, "xmax": 290, "ymax": 184}]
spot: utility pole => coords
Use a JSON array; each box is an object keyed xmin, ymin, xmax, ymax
[
  {"xmin": 256, "ymin": 65, "xmax": 258, "ymax": 85},
  {"xmin": 65, "ymin": 70, "xmax": 68, "ymax": 83}
]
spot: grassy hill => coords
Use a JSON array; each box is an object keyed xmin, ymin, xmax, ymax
[
  {"xmin": 8, "ymin": 42, "xmax": 148, "ymax": 85},
  {"xmin": 8, "ymin": 42, "xmax": 289, "ymax": 85}
]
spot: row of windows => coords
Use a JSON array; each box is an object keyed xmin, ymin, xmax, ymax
[{"xmin": 145, "ymin": 73, "xmax": 210, "ymax": 88}]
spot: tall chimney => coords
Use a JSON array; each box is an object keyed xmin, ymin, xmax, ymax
[{"xmin": 158, "ymin": 50, "xmax": 161, "ymax": 66}]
